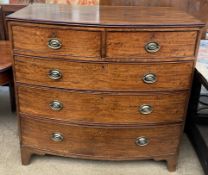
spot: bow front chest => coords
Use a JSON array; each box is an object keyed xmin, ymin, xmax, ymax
[{"xmin": 7, "ymin": 4, "xmax": 204, "ymax": 172}]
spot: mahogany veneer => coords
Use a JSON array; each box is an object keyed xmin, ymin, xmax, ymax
[
  {"xmin": 14, "ymin": 56, "xmax": 194, "ymax": 91},
  {"xmin": 21, "ymin": 116, "xmax": 182, "ymax": 161},
  {"xmin": 7, "ymin": 4, "xmax": 205, "ymax": 172},
  {"xmin": 17, "ymin": 85, "xmax": 189, "ymax": 125}
]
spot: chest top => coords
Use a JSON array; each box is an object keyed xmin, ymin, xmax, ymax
[{"xmin": 7, "ymin": 3, "xmax": 204, "ymax": 28}]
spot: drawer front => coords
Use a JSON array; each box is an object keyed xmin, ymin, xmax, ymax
[
  {"xmin": 18, "ymin": 85, "xmax": 188, "ymax": 125},
  {"xmin": 106, "ymin": 31, "xmax": 197, "ymax": 60},
  {"xmin": 11, "ymin": 24, "xmax": 101, "ymax": 59},
  {"xmin": 21, "ymin": 117, "xmax": 182, "ymax": 159},
  {"xmin": 15, "ymin": 56, "xmax": 194, "ymax": 91}
]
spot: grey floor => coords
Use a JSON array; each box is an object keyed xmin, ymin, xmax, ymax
[{"xmin": 0, "ymin": 86, "xmax": 205, "ymax": 175}]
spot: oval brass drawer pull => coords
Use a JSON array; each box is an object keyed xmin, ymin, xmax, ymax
[
  {"xmin": 143, "ymin": 73, "xmax": 157, "ymax": 84},
  {"xmin": 48, "ymin": 69, "xmax": 62, "ymax": 80},
  {"xmin": 145, "ymin": 42, "xmax": 160, "ymax": 53},
  {"xmin": 50, "ymin": 100, "xmax": 63, "ymax": 111},
  {"xmin": 136, "ymin": 137, "xmax": 149, "ymax": 147},
  {"xmin": 51, "ymin": 132, "xmax": 64, "ymax": 142},
  {"xmin": 48, "ymin": 38, "xmax": 62, "ymax": 50},
  {"xmin": 139, "ymin": 104, "xmax": 153, "ymax": 115}
]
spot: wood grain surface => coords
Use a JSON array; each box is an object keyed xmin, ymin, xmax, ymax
[
  {"xmin": 106, "ymin": 31, "xmax": 197, "ymax": 59},
  {"xmin": 100, "ymin": 0, "xmax": 208, "ymax": 39},
  {"xmin": 14, "ymin": 56, "xmax": 194, "ymax": 91},
  {"xmin": 10, "ymin": 23, "xmax": 199, "ymax": 61},
  {"xmin": 7, "ymin": 4, "xmax": 204, "ymax": 27},
  {"xmin": 12, "ymin": 24, "xmax": 101, "ymax": 59},
  {"xmin": 0, "ymin": 41, "xmax": 12, "ymax": 72},
  {"xmin": 17, "ymin": 85, "xmax": 189, "ymax": 125},
  {"xmin": 0, "ymin": 41, "xmax": 12, "ymax": 85},
  {"xmin": 100, "ymin": 0, "xmax": 188, "ymax": 7},
  {"xmin": 7, "ymin": 4, "xmax": 204, "ymax": 170},
  {"xmin": 20, "ymin": 116, "xmax": 182, "ymax": 160}
]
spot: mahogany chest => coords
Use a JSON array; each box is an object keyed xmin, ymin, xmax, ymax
[{"xmin": 7, "ymin": 4, "xmax": 204, "ymax": 172}]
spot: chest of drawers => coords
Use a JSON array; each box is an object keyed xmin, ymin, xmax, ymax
[{"xmin": 7, "ymin": 4, "xmax": 204, "ymax": 172}]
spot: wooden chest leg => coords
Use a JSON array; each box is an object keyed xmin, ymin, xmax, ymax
[
  {"xmin": 21, "ymin": 146, "xmax": 46, "ymax": 165},
  {"xmin": 21, "ymin": 146, "xmax": 33, "ymax": 165},
  {"xmin": 166, "ymin": 155, "xmax": 177, "ymax": 172}
]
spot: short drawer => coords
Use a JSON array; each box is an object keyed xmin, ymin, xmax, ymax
[
  {"xmin": 18, "ymin": 85, "xmax": 189, "ymax": 125},
  {"xmin": 15, "ymin": 56, "xmax": 194, "ymax": 91},
  {"xmin": 21, "ymin": 116, "xmax": 182, "ymax": 160},
  {"xmin": 106, "ymin": 31, "xmax": 197, "ymax": 61},
  {"xmin": 11, "ymin": 23, "xmax": 101, "ymax": 60}
]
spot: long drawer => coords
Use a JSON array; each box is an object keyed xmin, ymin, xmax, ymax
[
  {"xmin": 14, "ymin": 56, "xmax": 194, "ymax": 91},
  {"xmin": 18, "ymin": 85, "xmax": 188, "ymax": 125},
  {"xmin": 11, "ymin": 23, "xmax": 197, "ymax": 61},
  {"xmin": 21, "ymin": 116, "xmax": 182, "ymax": 160}
]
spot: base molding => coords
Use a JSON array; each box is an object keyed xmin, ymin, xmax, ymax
[{"xmin": 20, "ymin": 146, "xmax": 178, "ymax": 172}]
